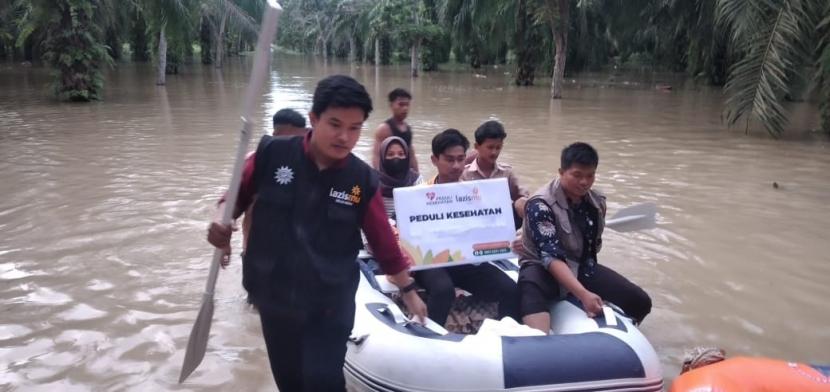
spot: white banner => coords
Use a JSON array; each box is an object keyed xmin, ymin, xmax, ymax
[{"xmin": 393, "ymin": 178, "xmax": 516, "ymax": 270}]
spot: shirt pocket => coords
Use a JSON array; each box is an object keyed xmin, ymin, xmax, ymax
[
  {"xmin": 317, "ymin": 203, "xmax": 360, "ymax": 254},
  {"xmin": 327, "ymin": 203, "xmax": 358, "ymax": 224}
]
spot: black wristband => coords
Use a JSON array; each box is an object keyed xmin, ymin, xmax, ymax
[{"xmin": 400, "ymin": 280, "xmax": 418, "ymax": 293}]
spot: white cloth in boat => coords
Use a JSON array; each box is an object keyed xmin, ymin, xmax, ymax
[{"xmin": 475, "ymin": 317, "xmax": 545, "ymax": 337}]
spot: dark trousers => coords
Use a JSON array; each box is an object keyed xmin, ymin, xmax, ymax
[
  {"xmin": 413, "ymin": 262, "xmax": 519, "ymax": 325},
  {"xmin": 257, "ymin": 284, "xmax": 357, "ymax": 392},
  {"xmin": 519, "ymin": 262, "xmax": 652, "ymax": 323},
  {"xmin": 581, "ymin": 264, "xmax": 651, "ymax": 322}
]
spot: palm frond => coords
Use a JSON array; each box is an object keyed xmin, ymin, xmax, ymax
[
  {"xmin": 716, "ymin": 0, "xmax": 765, "ymax": 45},
  {"xmin": 221, "ymin": 0, "xmax": 259, "ymax": 35},
  {"xmin": 719, "ymin": 0, "xmax": 813, "ymax": 136},
  {"xmin": 815, "ymin": 3, "xmax": 830, "ymax": 132}
]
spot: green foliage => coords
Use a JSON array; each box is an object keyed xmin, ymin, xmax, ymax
[
  {"xmin": 33, "ymin": 0, "xmax": 111, "ymax": 101},
  {"xmin": 817, "ymin": 8, "xmax": 830, "ymax": 133},
  {"xmin": 140, "ymin": 0, "xmax": 197, "ymax": 61},
  {"xmin": 438, "ymin": 0, "xmax": 515, "ymax": 67},
  {"xmin": 1, "ymin": 0, "xmax": 826, "ymax": 135},
  {"xmin": 717, "ymin": 0, "xmax": 823, "ymax": 137}
]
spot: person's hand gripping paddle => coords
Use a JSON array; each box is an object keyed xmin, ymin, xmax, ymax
[{"xmin": 178, "ymin": 1, "xmax": 282, "ymax": 383}]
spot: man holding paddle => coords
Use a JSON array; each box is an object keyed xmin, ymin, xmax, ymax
[
  {"xmin": 207, "ymin": 75, "xmax": 427, "ymax": 391},
  {"xmin": 516, "ymin": 142, "xmax": 652, "ymax": 334}
]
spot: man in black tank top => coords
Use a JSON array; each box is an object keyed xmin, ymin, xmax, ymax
[{"xmin": 372, "ymin": 88, "xmax": 419, "ymax": 172}]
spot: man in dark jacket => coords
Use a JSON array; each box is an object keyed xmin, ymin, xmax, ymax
[{"xmin": 207, "ymin": 75, "xmax": 427, "ymax": 391}]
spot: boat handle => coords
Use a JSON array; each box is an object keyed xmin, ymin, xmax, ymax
[{"xmin": 348, "ymin": 334, "xmax": 369, "ymax": 346}]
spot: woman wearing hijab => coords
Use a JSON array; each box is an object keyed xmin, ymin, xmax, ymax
[{"xmin": 377, "ymin": 136, "xmax": 423, "ymax": 219}]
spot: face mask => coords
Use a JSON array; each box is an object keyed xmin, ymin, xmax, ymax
[{"xmin": 382, "ymin": 158, "xmax": 409, "ymax": 176}]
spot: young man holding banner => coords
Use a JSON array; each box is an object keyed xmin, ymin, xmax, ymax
[
  {"xmin": 411, "ymin": 128, "xmax": 520, "ymax": 326},
  {"xmin": 207, "ymin": 75, "xmax": 427, "ymax": 391},
  {"xmin": 516, "ymin": 142, "xmax": 652, "ymax": 334}
]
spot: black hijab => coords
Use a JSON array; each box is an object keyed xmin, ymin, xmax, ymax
[{"xmin": 377, "ymin": 136, "xmax": 419, "ymax": 198}]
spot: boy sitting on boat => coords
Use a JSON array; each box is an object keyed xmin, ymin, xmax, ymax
[
  {"xmin": 461, "ymin": 120, "xmax": 529, "ymax": 230},
  {"xmin": 410, "ymin": 128, "xmax": 521, "ymax": 327}
]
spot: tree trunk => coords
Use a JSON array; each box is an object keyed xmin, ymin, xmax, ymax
[
  {"xmin": 470, "ymin": 47, "xmax": 481, "ymax": 69},
  {"xmin": 411, "ymin": 43, "xmax": 419, "ymax": 77},
  {"xmin": 411, "ymin": 0, "xmax": 420, "ymax": 77},
  {"xmin": 200, "ymin": 15, "xmax": 213, "ymax": 64},
  {"xmin": 106, "ymin": 28, "xmax": 121, "ymax": 61},
  {"xmin": 515, "ymin": 0, "xmax": 535, "ymax": 86},
  {"xmin": 23, "ymin": 37, "xmax": 34, "ymax": 62},
  {"xmin": 1, "ymin": 40, "xmax": 12, "ymax": 61},
  {"xmin": 157, "ymin": 25, "xmax": 167, "ymax": 86},
  {"xmin": 45, "ymin": 0, "xmax": 106, "ymax": 101},
  {"xmin": 349, "ymin": 35, "xmax": 356, "ymax": 63},
  {"xmin": 374, "ymin": 38, "xmax": 380, "ymax": 65},
  {"xmin": 550, "ymin": 0, "xmax": 569, "ymax": 99},
  {"xmin": 131, "ymin": 13, "xmax": 149, "ymax": 62},
  {"xmin": 821, "ymin": 76, "xmax": 830, "ymax": 133},
  {"xmin": 322, "ymin": 36, "xmax": 329, "ymax": 61},
  {"xmin": 215, "ymin": 13, "xmax": 227, "ymax": 68}
]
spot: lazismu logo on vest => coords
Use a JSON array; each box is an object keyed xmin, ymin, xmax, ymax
[{"xmin": 329, "ymin": 185, "xmax": 361, "ymax": 206}]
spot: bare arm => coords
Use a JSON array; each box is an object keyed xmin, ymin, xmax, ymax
[
  {"xmin": 408, "ymin": 144, "xmax": 419, "ymax": 173},
  {"xmin": 508, "ymin": 170, "xmax": 528, "ymax": 218},
  {"xmin": 548, "ymin": 260, "xmax": 602, "ymax": 317},
  {"xmin": 464, "ymin": 150, "xmax": 478, "ymax": 165},
  {"xmin": 208, "ymin": 153, "xmax": 256, "ymax": 267},
  {"xmin": 207, "ymin": 201, "xmax": 236, "ymax": 268},
  {"xmin": 372, "ymin": 123, "xmax": 392, "ymax": 170},
  {"xmin": 507, "ymin": 170, "xmax": 529, "ymax": 200}
]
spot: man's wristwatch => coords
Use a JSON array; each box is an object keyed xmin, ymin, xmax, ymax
[{"xmin": 400, "ymin": 280, "xmax": 419, "ymax": 294}]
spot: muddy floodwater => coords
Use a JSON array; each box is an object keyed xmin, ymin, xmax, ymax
[{"xmin": 1, "ymin": 55, "xmax": 828, "ymax": 391}]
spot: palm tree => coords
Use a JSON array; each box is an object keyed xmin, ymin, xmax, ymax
[
  {"xmin": 438, "ymin": 0, "xmax": 511, "ymax": 68},
  {"xmin": 818, "ymin": 10, "xmax": 830, "ymax": 132},
  {"xmin": 717, "ymin": 0, "xmax": 827, "ymax": 136},
  {"xmin": 0, "ymin": 0, "xmax": 30, "ymax": 61},
  {"xmin": 16, "ymin": 0, "xmax": 111, "ymax": 101},
  {"xmin": 410, "ymin": 0, "xmax": 421, "ymax": 77},
  {"xmin": 366, "ymin": 0, "xmax": 394, "ymax": 65},
  {"xmin": 200, "ymin": 0, "xmax": 261, "ymax": 68},
  {"xmin": 542, "ymin": 0, "xmax": 569, "ymax": 99},
  {"xmin": 329, "ymin": 0, "xmax": 369, "ymax": 63},
  {"xmin": 514, "ymin": 0, "xmax": 551, "ymax": 85},
  {"xmin": 139, "ymin": 0, "xmax": 194, "ymax": 85}
]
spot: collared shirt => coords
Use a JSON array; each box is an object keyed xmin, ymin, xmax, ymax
[
  {"xmin": 526, "ymin": 196, "xmax": 599, "ymax": 276},
  {"xmin": 460, "ymin": 158, "xmax": 528, "ymax": 201},
  {"xmin": 221, "ymin": 132, "xmax": 409, "ymax": 275},
  {"xmin": 425, "ymin": 174, "xmax": 459, "ymax": 185}
]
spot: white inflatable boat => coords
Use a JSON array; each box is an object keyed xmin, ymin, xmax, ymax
[{"xmin": 345, "ymin": 257, "xmax": 663, "ymax": 391}]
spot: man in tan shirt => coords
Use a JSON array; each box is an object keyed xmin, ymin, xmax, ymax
[{"xmin": 460, "ymin": 120, "xmax": 529, "ymax": 229}]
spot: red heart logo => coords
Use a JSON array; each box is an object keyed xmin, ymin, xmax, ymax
[{"xmin": 426, "ymin": 192, "xmax": 436, "ymax": 201}]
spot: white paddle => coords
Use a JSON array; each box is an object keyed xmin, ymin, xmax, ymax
[
  {"xmin": 178, "ymin": 1, "xmax": 282, "ymax": 383},
  {"xmin": 605, "ymin": 202, "xmax": 657, "ymax": 232}
]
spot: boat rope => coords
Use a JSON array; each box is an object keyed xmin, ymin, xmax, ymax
[{"xmin": 681, "ymin": 347, "xmax": 726, "ymax": 374}]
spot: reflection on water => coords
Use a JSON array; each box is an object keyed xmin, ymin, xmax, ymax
[{"xmin": 1, "ymin": 55, "xmax": 828, "ymax": 391}]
